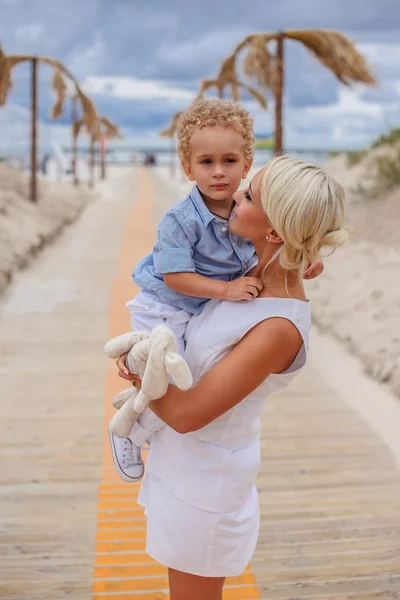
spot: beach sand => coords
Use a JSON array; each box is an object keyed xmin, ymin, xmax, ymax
[{"xmin": 0, "ymin": 164, "xmax": 97, "ymax": 297}]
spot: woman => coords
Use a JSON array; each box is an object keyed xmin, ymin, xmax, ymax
[{"xmin": 117, "ymin": 156, "xmax": 351, "ymax": 600}]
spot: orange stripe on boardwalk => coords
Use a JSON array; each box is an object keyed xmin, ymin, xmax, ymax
[{"xmin": 92, "ymin": 167, "xmax": 260, "ymax": 598}]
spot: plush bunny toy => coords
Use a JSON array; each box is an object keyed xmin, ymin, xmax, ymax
[{"xmin": 104, "ymin": 325, "xmax": 193, "ymax": 438}]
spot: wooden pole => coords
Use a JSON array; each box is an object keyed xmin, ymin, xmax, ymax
[
  {"xmin": 274, "ymin": 32, "xmax": 284, "ymax": 155},
  {"xmin": 100, "ymin": 134, "xmax": 106, "ymax": 180},
  {"xmin": 71, "ymin": 96, "xmax": 79, "ymax": 186},
  {"xmin": 30, "ymin": 57, "xmax": 38, "ymax": 202},
  {"xmin": 89, "ymin": 134, "xmax": 95, "ymax": 188}
]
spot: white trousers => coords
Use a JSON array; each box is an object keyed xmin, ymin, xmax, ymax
[{"xmin": 126, "ymin": 291, "xmax": 191, "ymax": 443}]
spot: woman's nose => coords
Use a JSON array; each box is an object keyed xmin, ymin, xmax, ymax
[{"xmin": 232, "ymin": 190, "xmax": 241, "ymax": 204}]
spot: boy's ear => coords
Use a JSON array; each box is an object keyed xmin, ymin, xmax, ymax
[
  {"xmin": 242, "ymin": 157, "xmax": 253, "ymax": 179},
  {"xmin": 181, "ymin": 160, "xmax": 195, "ymax": 181}
]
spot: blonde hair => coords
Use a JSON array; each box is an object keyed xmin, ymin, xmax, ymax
[
  {"xmin": 261, "ymin": 155, "xmax": 352, "ymax": 275},
  {"xmin": 177, "ymin": 99, "xmax": 254, "ymax": 163}
]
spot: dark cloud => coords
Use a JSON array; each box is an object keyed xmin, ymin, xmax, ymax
[
  {"xmin": 361, "ymin": 88, "xmax": 400, "ymax": 105},
  {"xmin": 1, "ymin": 0, "xmax": 400, "ymax": 146}
]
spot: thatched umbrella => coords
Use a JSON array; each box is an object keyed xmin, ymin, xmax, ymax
[
  {"xmin": 160, "ymin": 66, "xmax": 268, "ymax": 177},
  {"xmin": 227, "ymin": 29, "xmax": 376, "ymax": 153},
  {"xmin": 73, "ymin": 115, "xmax": 121, "ymax": 186},
  {"xmin": 0, "ymin": 45, "xmax": 99, "ymax": 201},
  {"xmin": 160, "ymin": 62, "xmax": 267, "ymax": 139}
]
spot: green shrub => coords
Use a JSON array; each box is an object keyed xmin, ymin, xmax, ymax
[
  {"xmin": 375, "ymin": 149, "xmax": 400, "ymax": 189},
  {"xmin": 346, "ymin": 150, "xmax": 366, "ymax": 166},
  {"xmin": 371, "ymin": 127, "xmax": 400, "ymax": 149}
]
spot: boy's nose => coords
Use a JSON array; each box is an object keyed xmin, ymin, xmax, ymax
[{"xmin": 213, "ymin": 165, "xmax": 225, "ymax": 178}]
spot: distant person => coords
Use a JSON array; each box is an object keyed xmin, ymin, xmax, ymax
[
  {"xmin": 144, "ymin": 152, "xmax": 154, "ymax": 167},
  {"xmin": 108, "ymin": 99, "xmax": 323, "ymax": 482},
  {"xmin": 40, "ymin": 153, "xmax": 51, "ymax": 175}
]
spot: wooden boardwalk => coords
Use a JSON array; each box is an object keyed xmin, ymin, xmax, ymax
[{"xmin": 1, "ymin": 166, "xmax": 400, "ymax": 599}]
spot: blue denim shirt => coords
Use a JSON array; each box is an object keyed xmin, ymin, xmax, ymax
[{"xmin": 133, "ymin": 186, "xmax": 257, "ymax": 315}]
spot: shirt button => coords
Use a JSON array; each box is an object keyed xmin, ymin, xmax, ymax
[
  {"xmin": 162, "ymin": 317, "xmax": 167, "ymax": 323},
  {"xmin": 243, "ymin": 261, "xmax": 248, "ymax": 269},
  {"xmin": 221, "ymin": 226, "xmax": 228, "ymax": 233}
]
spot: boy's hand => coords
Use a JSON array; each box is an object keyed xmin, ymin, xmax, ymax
[
  {"xmin": 224, "ymin": 277, "xmax": 263, "ymax": 302},
  {"xmin": 116, "ymin": 352, "xmax": 142, "ymax": 385},
  {"xmin": 303, "ymin": 257, "xmax": 324, "ymax": 280}
]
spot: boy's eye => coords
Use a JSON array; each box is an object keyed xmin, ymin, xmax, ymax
[
  {"xmin": 201, "ymin": 159, "xmax": 212, "ymax": 164},
  {"xmin": 225, "ymin": 158, "xmax": 237, "ymax": 163}
]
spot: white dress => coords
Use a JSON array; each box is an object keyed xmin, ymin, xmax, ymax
[{"xmin": 138, "ymin": 297, "xmax": 311, "ymax": 577}]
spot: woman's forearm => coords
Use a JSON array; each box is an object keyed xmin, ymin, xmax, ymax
[
  {"xmin": 150, "ymin": 385, "xmax": 195, "ymax": 433},
  {"xmin": 150, "ymin": 318, "xmax": 302, "ymax": 435}
]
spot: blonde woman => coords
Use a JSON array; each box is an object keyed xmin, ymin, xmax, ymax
[{"xmin": 117, "ymin": 156, "xmax": 351, "ymax": 600}]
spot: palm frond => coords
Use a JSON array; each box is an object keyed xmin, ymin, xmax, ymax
[
  {"xmin": 76, "ymin": 89, "xmax": 98, "ymax": 131},
  {"xmin": 215, "ymin": 54, "xmax": 239, "ymax": 97},
  {"xmin": 100, "ymin": 116, "xmax": 122, "ymax": 139},
  {"xmin": 242, "ymin": 34, "xmax": 279, "ymax": 93},
  {"xmin": 73, "ymin": 119, "xmax": 84, "ymax": 139},
  {"xmin": 0, "ymin": 46, "xmax": 14, "ymax": 105},
  {"xmin": 50, "ymin": 68, "xmax": 68, "ymax": 119},
  {"xmin": 284, "ymin": 29, "xmax": 376, "ymax": 85},
  {"xmin": 161, "ymin": 111, "xmax": 184, "ymax": 138},
  {"xmin": 240, "ymin": 83, "xmax": 268, "ymax": 109}
]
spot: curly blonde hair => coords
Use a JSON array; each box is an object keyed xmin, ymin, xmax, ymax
[{"xmin": 177, "ymin": 99, "xmax": 255, "ymax": 163}]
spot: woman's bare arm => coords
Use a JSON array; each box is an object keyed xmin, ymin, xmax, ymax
[{"xmin": 150, "ymin": 317, "xmax": 303, "ymax": 434}]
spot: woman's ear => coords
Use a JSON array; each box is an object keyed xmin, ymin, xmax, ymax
[
  {"xmin": 181, "ymin": 160, "xmax": 195, "ymax": 181},
  {"xmin": 267, "ymin": 227, "xmax": 283, "ymax": 245},
  {"xmin": 242, "ymin": 157, "xmax": 253, "ymax": 179}
]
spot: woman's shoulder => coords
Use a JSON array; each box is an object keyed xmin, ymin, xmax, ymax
[{"xmin": 187, "ymin": 297, "xmax": 310, "ymax": 348}]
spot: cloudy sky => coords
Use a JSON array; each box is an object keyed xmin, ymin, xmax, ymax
[{"xmin": 1, "ymin": 0, "xmax": 400, "ymax": 152}]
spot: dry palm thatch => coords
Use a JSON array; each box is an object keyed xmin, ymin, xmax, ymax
[
  {"xmin": 100, "ymin": 116, "xmax": 122, "ymax": 139},
  {"xmin": 160, "ymin": 67, "xmax": 268, "ymax": 139},
  {"xmin": 50, "ymin": 68, "xmax": 68, "ymax": 118},
  {"xmin": 284, "ymin": 29, "xmax": 376, "ymax": 85},
  {"xmin": 72, "ymin": 119, "xmax": 84, "ymax": 139},
  {"xmin": 202, "ymin": 53, "xmax": 268, "ymax": 107},
  {"xmin": 241, "ymin": 34, "xmax": 279, "ymax": 94},
  {"xmin": 0, "ymin": 46, "xmax": 25, "ymax": 105},
  {"xmin": 235, "ymin": 30, "xmax": 376, "ymax": 91},
  {"xmin": 161, "ymin": 110, "xmax": 184, "ymax": 138},
  {"xmin": 73, "ymin": 115, "xmax": 122, "ymax": 142},
  {"xmin": 0, "ymin": 45, "xmax": 13, "ymax": 106},
  {"xmin": 0, "ymin": 49, "xmax": 100, "ymax": 130}
]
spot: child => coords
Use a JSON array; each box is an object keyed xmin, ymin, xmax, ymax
[{"xmin": 109, "ymin": 99, "xmax": 323, "ymax": 483}]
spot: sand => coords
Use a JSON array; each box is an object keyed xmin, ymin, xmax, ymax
[
  {"xmin": 307, "ymin": 152, "xmax": 400, "ymax": 397},
  {"xmin": 0, "ymin": 164, "xmax": 93, "ymax": 296}
]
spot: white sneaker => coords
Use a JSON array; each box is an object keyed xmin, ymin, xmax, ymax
[{"xmin": 108, "ymin": 426, "xmax": 144, "ymax": 483}]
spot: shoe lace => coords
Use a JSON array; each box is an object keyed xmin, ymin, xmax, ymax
[{"xmin": 121, "ymin": 439, "xmax": 141, "ymax": 468}]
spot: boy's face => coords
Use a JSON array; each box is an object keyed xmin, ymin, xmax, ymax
[{"xmin": 182, "ymin": 126, "xmax": 252, "ymax": 203}]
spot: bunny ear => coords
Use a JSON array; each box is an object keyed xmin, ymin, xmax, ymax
[
  {"xmin": 165, "ymin": 352, "xmax": 193, "ymax": 390},
  {"xmin": 140, "ymin": 330, "xmax": 171, "ymax": 399},
  {"xmin": 104, "ymin": 331, "xmax": 149, "ymax": 358}
]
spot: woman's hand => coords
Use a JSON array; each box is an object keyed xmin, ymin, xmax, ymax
[{"xmin": 116, "ymin": 352, "xmax": 142, "ymax": 385}]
